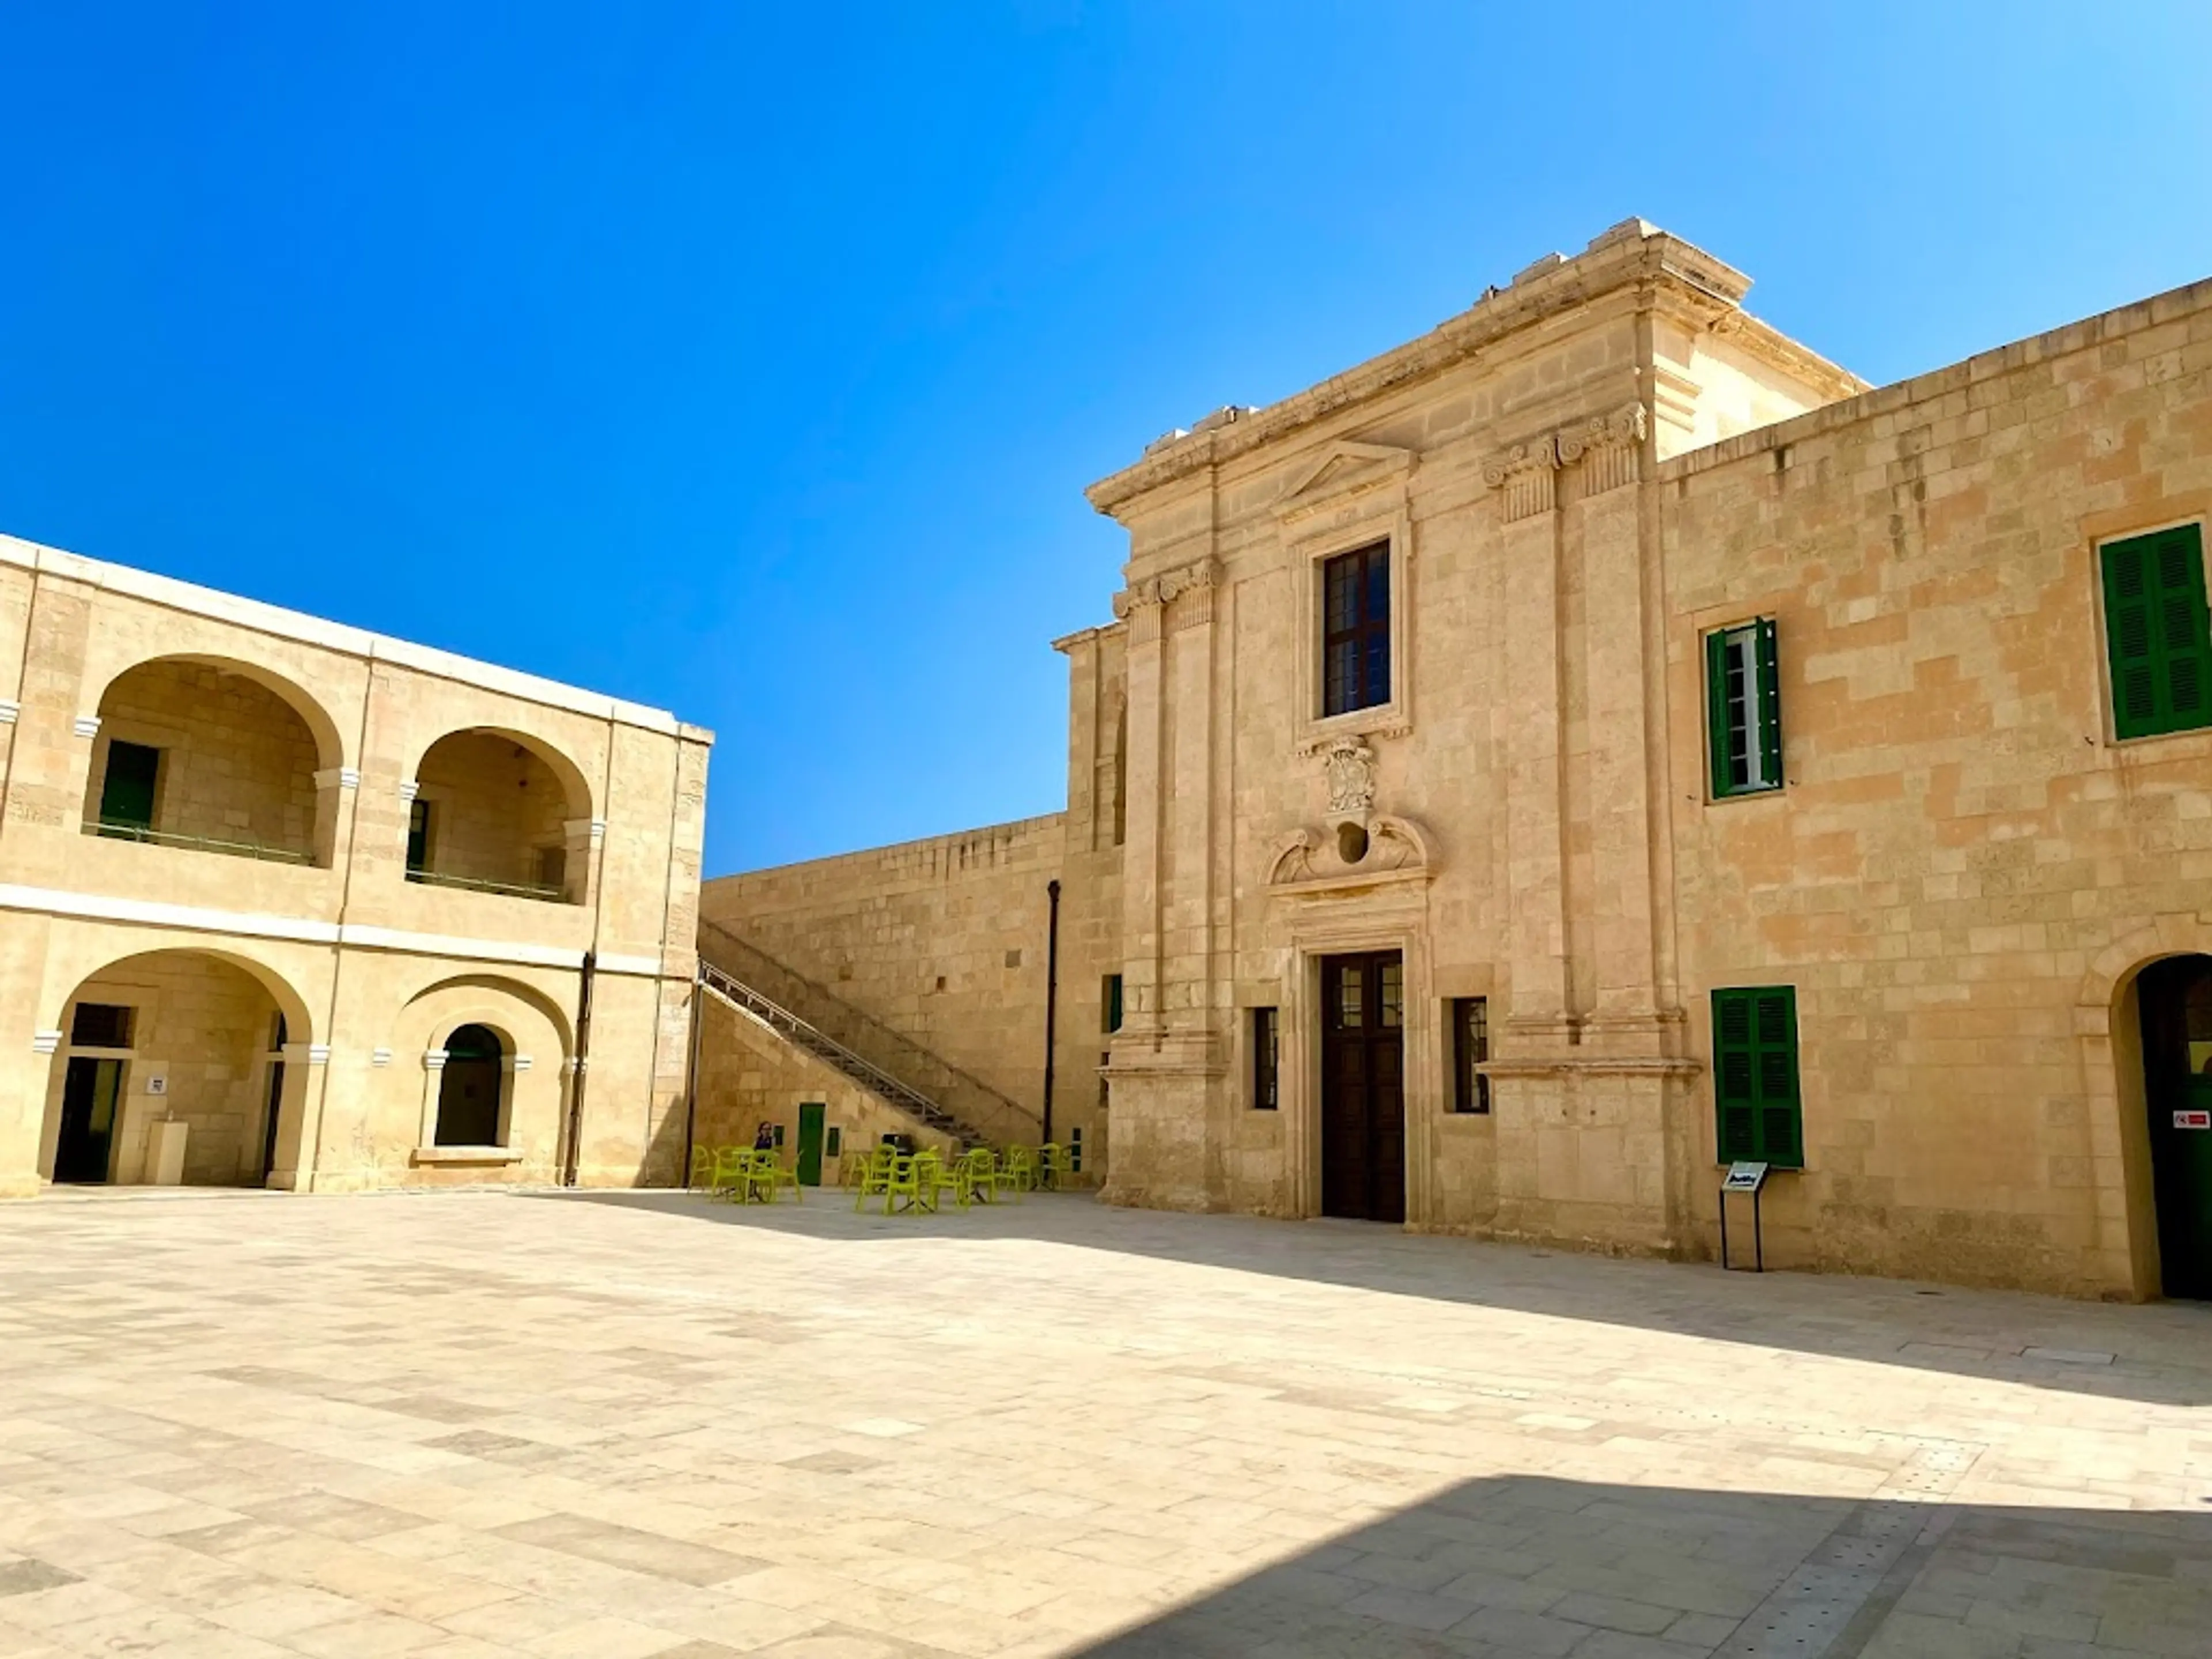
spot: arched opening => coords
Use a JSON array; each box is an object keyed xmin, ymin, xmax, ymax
[
  {"xmin": 40, "ymin": 950, "xmax": 311, "ymax": 1188},
  {"xmin": 408, "ymin": 729, "xmax": 592, "ymax": 904},
  {"xmin": 434, "ymin": 1022, "xmax": 509, "ymax": 1147},
  {"xmin": 2135, "ymin": 955, "xmax": 2212, "ymax": 1298},
  {"xmin": 85, "ymin": 657, "xmax": 342, "ymax": 866}
]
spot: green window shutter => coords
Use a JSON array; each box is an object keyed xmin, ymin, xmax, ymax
[
  {"xmin": 1751, "ymin": 987, "xmax": 1802, "ymax": 1168},
  {"xmin": 1711, "ymin": 985, "xmax": 1803, "ymax": 1168},
  {"xmin": 1706, "ymin": 621, "xmax": 1783, "ymax": 797},
  {"xmin": 1713, "ymin": 990, "xmax": 1760, "ymax": 1160},
  {"xmin": 1705, "ymin": 628, "xmax": 1731, "ymax": 797},
  {"xmin": 1755, "ymin": 617, "xmax": 1783, "ymax": 786},
  {"xmin": 2104, "ymin": 525, "xmax": 2212, "ymax": 739}
]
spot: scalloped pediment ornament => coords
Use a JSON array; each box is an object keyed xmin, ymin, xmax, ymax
[
  {"xmin": 1266, "ymin": 814, "xmax": 1433, "ymax": 895},
  {"xmin": 1273, "ymin": 440, "xmax": 1415, "ymax": 525}
]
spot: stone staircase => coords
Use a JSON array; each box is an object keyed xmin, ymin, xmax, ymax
[{"xmin": 695, "ymin": 922, "xmax": 1040, "ymax": 1151}]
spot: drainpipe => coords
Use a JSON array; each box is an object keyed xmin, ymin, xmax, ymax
[
  {"xmin": 1042, "ymin": 879, "xmax": 1061, "ymax": 1143},
  {"xmin": 680, "ymin": 971, "xmax": 705, "ymax": 1186},
  {"xmin": 563, "ymin": 950, "xmax": 596, "ymax": 1187}
]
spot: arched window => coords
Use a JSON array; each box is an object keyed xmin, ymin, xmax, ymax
[{"xmin": 434, "ymin": 1024, "xmax": 507, "ymax": 1146}]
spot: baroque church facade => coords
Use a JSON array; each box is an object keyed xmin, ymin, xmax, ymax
[{"xmin": 710, "ymin": 217, "xmax": 2212, "ymax": 1301}]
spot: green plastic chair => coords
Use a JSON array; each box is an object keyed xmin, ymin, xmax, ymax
[
  {"xmin": 956, "ymin": 1148, "xmax": 995, "ymax": 1206},
  {"xmin": 1044, "ymin": 1143, "xmax": 1079, "ymax": 1189},
  {"xmin": 709, "ymin": 1145, "xmax": 750, "ymax": 1199},
  {"xmin": 852, "ymin": 1145, "xmax": 896, "ymax": 1211},
  {"xmin": 687, "ymin": 1145, "xmax": 713, "ymax": 1190},
  {"xmin": 1036, "ymin": 1143, "xmax": 1066, "ymax": 1190},
  {"xmin": 990, "ymin": 1146, "xmax": 1028, "ymax": 1203},
  {"xmin": 883, "ymin": 1152, "xmax": 924, "ymax": 1214},
  {"xmin": 742, "ymin": 1149, "xmax": 800, "ymax": 1204}
]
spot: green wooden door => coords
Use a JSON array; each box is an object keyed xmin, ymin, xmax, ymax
[
  {"xmin": 796, "ymin": 1101, "xmax": 826, "ymax": 1187},
  {"xmin": 97, "ymin": 741, "xmax": 160, "ymax": 835}
]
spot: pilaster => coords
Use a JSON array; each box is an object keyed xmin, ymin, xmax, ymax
[{"xmin": 1486, "ymin": 436, "xmax": 1573, "ymax": 1047}]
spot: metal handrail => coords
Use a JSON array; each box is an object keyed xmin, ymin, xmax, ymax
[
  {"xmin": 698, "ymin": 962, "xmax": 970, "ymax": 1134},
  {"xmin": 697, "ymin": 921, "xmax": 1039, "ymax": 1128},
  {"xmin": 406, "ymin": 868, "xmax": 567, "ymax": 903},
  {"xmin": 89, "ymin": 819, "xmax": 314, "ymax": 865}
]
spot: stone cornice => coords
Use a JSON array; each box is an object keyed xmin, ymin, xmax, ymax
[
  {"xmin": 1085, "ymin": 222, "xmax": 1858, "ymax": 518},
  {"xmin": 1110, "ymin": 556, "xmax": 1221, "ymax": 619},
  {"xmin": 1050, "ymin": 620, "xmax": 1127, "ymax": 655}
]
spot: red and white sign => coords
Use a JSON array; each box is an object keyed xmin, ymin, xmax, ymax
[{"xmin": 2174, "ymin": 1110, "xmax": 2212, "ymax": 1131}]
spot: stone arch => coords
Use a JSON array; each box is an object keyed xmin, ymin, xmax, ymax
[
  {"xmin": 88, "ymin": 656, "xmax": 348, "ymax": 865},
  {"xmin": 395, "ymin": 975, "xmax": 571, "ymax": 1168},
  {"xmin": 92, "ymin": 654, "xmax": 347, "ymax": 771},
  {"xmin": 2076, "ymin": 912, "xmax": 2212, "ymax": 1021},
  {"xmin": 406, "ymin": 727, "xmax": 597, "ymax": 903},
  {"xmin": 2073, "ymin": 912, "xmax": 2212, "ymax": 1298},
  {"xmin": 40, "ymin": 946, "xmax": 319, "ymax": 1188}
]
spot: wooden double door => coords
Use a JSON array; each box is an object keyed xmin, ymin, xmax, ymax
[{"xmin": 1321, "ymin": 950, "xmax": 1406, "ymax": 1223}]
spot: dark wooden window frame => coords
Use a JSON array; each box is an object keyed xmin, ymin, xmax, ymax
[
  {"xmin": 1449, "ymin": 996, "xmax": 1490, "ymax": 1115},
  {"xmin": 1321, "ymin": 540, "xmax": 1392, "ymax": 718},
  {"xmin": 1251, "ymin": 1006, "xmax": 1280, "ymax": 1111}
]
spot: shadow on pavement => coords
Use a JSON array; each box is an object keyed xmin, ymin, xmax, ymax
[
  {"xmin": 1058, "ymin": 1473, "xmax": 2212, "ymax": 1658},
  {"xmin": 527, "ymin": 1188, "xmax": 2212, "ymax": 1410}
]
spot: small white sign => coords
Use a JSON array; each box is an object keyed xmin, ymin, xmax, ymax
[
  {"xmin": 1722, "ymin": 1161, "xmax": 1769, "ymax": 1192},
  {"xmin": 145, "ymin": 1074, "xmax": 168, "ymax": 1096},
  {"xmin": 2174, "ymin": 1110, "xmax": 2211, "ymax": 1131}
]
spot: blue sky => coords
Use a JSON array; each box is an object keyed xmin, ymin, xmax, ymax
[{"xmin": 5, "ymin": 3, "xmax": 2210, "ymax": 875}]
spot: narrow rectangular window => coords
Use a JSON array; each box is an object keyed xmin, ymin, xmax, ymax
[
  {"xmin": 70, "ymin": 1003, "xmax": 134, "ymax": 1050},
  {"xmin": 2103, "ymin": 524, "xmax": 2212, "ymax": 740},
  {"xmin": 1711, "ymin": 986, "xmax": 1802, "ymax": 1168},
  {"xmin": 1450, "ymin": 997, "xmax": 1490, "ymax": 1114},
  {"xmin": 535, "ymin": 845, "xmax": 567, "ymax": 892},
  {"xmin": 406, "ymin": 798, "xmax": 433, "ymax": 873},
  {"xmin": 825, "ymin": 1126, "xmax": 842, "ymax": 1159},
  {"xmin": 1705, "ymin": 619, "xmax": 1782, "ymax": 797},
  {"xmin": 1321, "ymin": 540, "xmax": 1392, "ymax": 716},
  {"xmin": 97, "ymin": 740, "xmax": 161, "ymax": 835},
  {"xmin": 1103, "ymin": 974, "xmax": 1123, "ymax": 1034},
  {"xmin": 1251, "ymin": 1007, "xmax": 1279, "ymax": 1111}
]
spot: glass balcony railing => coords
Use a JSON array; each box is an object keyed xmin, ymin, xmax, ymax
[{"xmin": 88, "ymin": 819, "xmax": 314, "ymax": 865}]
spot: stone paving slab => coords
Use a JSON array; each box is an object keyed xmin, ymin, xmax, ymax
[{"xmin": 0, "ymin": 1187, "xmax": 2207, "ymax": 1656}]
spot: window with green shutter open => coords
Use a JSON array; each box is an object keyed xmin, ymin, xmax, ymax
[
  {"xmin": 1711, "ymin": 986, "xmax": 1802, "ymax": 1168},
  {"xmin": 2102, "ymin": 524, "xmax": 2212, "ymax": 740},
  {"xmin": 1705, "ymin": 619, "xmax": 1782, "ymax": 798}
]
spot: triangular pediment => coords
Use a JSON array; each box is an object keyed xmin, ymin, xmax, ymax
[{"xmin": 1274, "ymin": 440, "xmax": 1416, "ymax": 522}]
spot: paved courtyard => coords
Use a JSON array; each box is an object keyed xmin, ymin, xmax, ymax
[{"xmin": 0, "ymin": 1190, "xmax": 2207, "ymax": 1659}]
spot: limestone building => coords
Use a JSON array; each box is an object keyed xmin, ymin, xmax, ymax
[
  {"xmin": 0, "ymin": 532, "xmax": 710, "ymax": 1196},
  {"xmin": 704, "ymin": 218, "xmax": 2212, "ymax": 1301}
]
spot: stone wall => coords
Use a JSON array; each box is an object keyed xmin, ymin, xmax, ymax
[
  {"xmin": 44, "ymin": 952, "xmax": 279, "ymax": 1185},
  {"xmin": 0, "ymin": 531, "xmax": 710, "ymax": 1198},
  {"xmin": 699, "ymin": 817, "xmax": 1067, "ymax": 1136},
  {"xmin": 92, "ymin": 659, "xmax": 323, "ymax": 858},
  {"xmin": 690, "ymin": 988, "xmax": 957, "ymax": 1172},
  {"xmin": 1657, "ymin": 275, "xmax": 2212, "ymax": 1293}
]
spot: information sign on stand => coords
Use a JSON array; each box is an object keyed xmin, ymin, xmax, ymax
[{"xmin": 1719, "ymin": 1161, "xmax": 1770, "ymax": 1272}]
